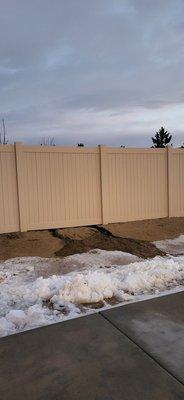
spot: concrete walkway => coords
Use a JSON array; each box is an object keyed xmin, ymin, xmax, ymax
[
  {"xmin": 102, "ymin": 291, "xmax": 184, "ymax": 385},
  {"xmin": 0, "ymin": 293, "xmax": 184, "ymax": 399}
]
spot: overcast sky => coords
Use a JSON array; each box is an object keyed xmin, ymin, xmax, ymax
[{"xmin": 0, "ymin": 0, "xmax": 184, "ymax": 147}]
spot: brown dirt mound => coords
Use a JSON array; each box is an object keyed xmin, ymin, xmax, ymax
[{"xmin": 55, "ymin": 229, "xmax": 164, "ymax": 259}]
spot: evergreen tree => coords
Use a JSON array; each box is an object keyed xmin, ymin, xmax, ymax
[{"xmin": 152, "ymin": 127, "xmax": 172, "ymax": 148}]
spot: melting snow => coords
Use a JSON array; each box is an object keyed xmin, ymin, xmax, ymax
[
  {"xmin": 62, "ymin": 249, "xmax": 139, "ymax": 268},
  {"xmin": 154, "ymin": 235, "xmax": 184, "ymax": 255},
  {"xmin": 0, "ymin": 248, "xmax": 184, "ymax": 337}
]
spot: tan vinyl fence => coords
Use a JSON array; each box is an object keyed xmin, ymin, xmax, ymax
[{"xmin": 0, "ymin": 143, "xmax": 184, "ymax": 234}]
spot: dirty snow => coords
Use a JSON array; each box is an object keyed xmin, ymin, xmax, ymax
[
  {"xmin": 154, "ymin": 235, "xmax": 184, "ymax": 255},
  {"xmin": 0, "ymin": 250, "xmax": 140, "ymax": 281},
  {"xmin": 0, "ymin": 248, "xmax": 184, "ymax": 337},
  {"xmin": 62, "ymin": 249, "xmax": 139, "ymax": 268}
]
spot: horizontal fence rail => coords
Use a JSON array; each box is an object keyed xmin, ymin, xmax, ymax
[{"xmin": 0, "ymin": 143, "xmax": 183, "ymax": 233}]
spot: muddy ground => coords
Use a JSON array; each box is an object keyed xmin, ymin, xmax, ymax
[{"xmin": 0, "ymin": 217, "xmax": 184, "ymax": 262}]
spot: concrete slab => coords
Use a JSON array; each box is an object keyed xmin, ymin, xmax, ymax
[
  {"xmin": 102, "ymin": 292, "xmax": 184, "ymax": 385},
  {"xmin": 0, "ymin": 313, "xmax": 183, "ymax": 400}
]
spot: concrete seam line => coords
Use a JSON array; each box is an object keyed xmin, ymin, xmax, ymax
[{"xmin": 99, "ymin": 312, "xmax": 184, "ymax": 388}]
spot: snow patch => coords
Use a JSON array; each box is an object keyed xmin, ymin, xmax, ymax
[
  {"xmin": 0, "ymin": 249, "xmax": 184, "ymax": 337},
  {"xmin": 154, "ymin": 235, "xmax": 184, "ymax": 255},
  {"xmin": 62, "ymin": 249, "xmax": 139, "ymax": 268}
]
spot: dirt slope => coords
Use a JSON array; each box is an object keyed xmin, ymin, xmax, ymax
[{"xmin": 1, "ymin": 217, "xmax": 184, "ymax": 261}]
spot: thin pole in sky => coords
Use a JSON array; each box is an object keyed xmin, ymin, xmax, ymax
[{"xmin": 2, "ymin": 119, "xmax": 7, "ymax": 145}]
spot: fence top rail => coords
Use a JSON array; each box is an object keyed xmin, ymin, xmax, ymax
[
  {"xmin": 105, "ymin": 147, "xmax": 167, "ymax": 154},
  {"xmin": 0, "ymin": 144, "xmax": 15, "ymax": 152},
  {"xmin": 0, "ymin": 144, "xmax": 183, "ymax": 154},
  {"xmin": 171, "ymin": 148, "xmax": 184, "ymax": 154},
  {"xmin": 14, "ymin": 144, "xmax": 100, "ymax": 154}
]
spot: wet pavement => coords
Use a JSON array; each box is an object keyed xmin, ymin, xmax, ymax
[
  {"xmin": 102, "ymin": 291, "xmax": 184, "ymax": 385},
  {"xmin": 0, "ymin": 293, "xmax": 184, "ymax": 399}
]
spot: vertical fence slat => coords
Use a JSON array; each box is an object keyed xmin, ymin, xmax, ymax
[
  {"xmin": 99, "ymin": 145, "xmax": 108, "ymax": 225},
  {"xmin": 0, "ymin": 145, "xmax": 19, "ymax": 233},
  {"xmin": 14, "ymin": 142, "xmax": 27, "ymax": 232},
  {"xmin": 167, "ymin": 146, "xmax": 172, "ymax": 217}
]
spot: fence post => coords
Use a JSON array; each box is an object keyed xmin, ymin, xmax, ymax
[
  {"xmin": 99, "ymin": 145, "xmax": 108, "ymax": 225},
  {"xmin": 14, "ymin": 142, "xmax": 27, "ymax": 232},
  {"xmin": 167, "ymin": 145, "xmax": 172, "ymax": 218}
]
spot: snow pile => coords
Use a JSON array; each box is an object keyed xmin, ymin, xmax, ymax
[
  {"xmin": 154, "ymin": 235, "xmax": 184, "ymax": 255},
  {"xmin": 0, "ymin": 250, "xmax": 140, "ymax": 281},
  {"xmin": 0, "ymin": 249, "xmax": 184, "ymax": 337},
  {"xmin": 51, "ymin": 271, "xmax": 116, "ymax": 305},
  {"xmin": 62, "ymin": 249, "xmax": 139, "ymax": 268},
  {"xmin": 48, "ymin": 256, "xmax": 184, "ymax": 306}
]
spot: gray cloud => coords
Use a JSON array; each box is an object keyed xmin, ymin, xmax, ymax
[{"xmin": 0, "ymin": 0, "xmax": 184, "ymax": 146}]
